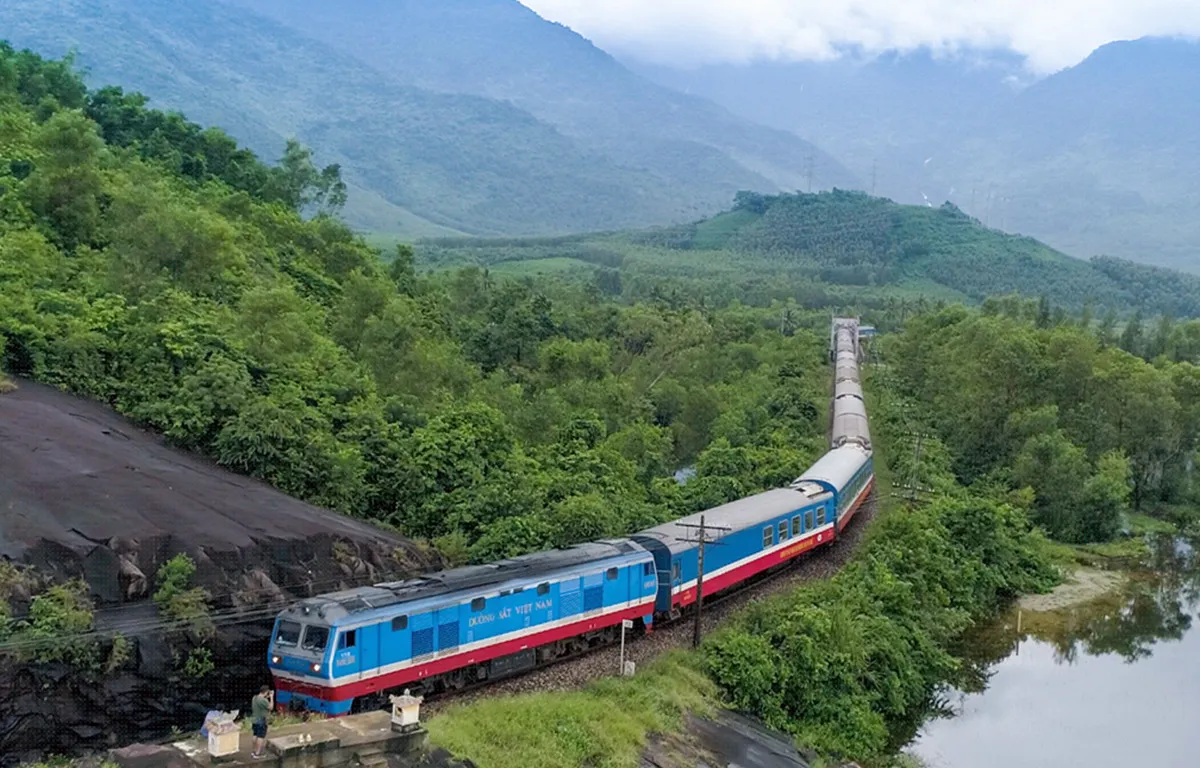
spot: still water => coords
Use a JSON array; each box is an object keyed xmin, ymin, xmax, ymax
[{"xmin": 909, "ymin": 536, "xmax": 1200, "ymax": 768}]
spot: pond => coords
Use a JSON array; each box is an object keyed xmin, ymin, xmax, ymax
[{"xmin": 907, "ymin": 535, "xmax": 1200, "ymax": 768}]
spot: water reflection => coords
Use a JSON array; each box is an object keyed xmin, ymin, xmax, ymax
[{"xmin": 909, "ymin": 534, "xmax": 1200, "ymax": 768}]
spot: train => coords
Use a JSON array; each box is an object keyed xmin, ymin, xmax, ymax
[{"xmin": 266, "ymin": 317, "xmax": 874, "ymax": 716}]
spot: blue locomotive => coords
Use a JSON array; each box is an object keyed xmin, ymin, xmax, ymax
[{"xmin": 268, "ymin": 317, "xmax": 874, "ymax": 715}]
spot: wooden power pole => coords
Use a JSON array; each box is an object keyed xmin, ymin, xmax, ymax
[{"xmin": 676, "ymin": 515, "xmax": 730, "ymax": 649}]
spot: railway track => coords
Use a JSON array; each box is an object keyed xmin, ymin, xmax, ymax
[{"xmin": 420, "ymin": 489, "xmax": 879, "ymax": 715}]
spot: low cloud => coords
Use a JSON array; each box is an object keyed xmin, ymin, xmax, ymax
[{"xmin": 520, "ymin": 0, "xmax": 1200, "ymax": 73}]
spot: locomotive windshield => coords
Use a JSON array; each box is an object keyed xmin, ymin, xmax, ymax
[
  {"xmin": 301, "ymin": 624, "xmax": 330, "ymax": 652},
  {"xmin": 274, "ymin": 620, "xmax": 301, "ymax": 647}
]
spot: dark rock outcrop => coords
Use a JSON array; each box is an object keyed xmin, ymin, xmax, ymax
[
  {"xmin": 642, "ymin": 711, "xmax": 813, "ymax": 768},
  {"xmin": 0, "ymin": 380, "xmax": 441, "ymax": 764}
]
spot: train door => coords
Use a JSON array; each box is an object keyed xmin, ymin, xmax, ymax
[
  {"xmin": 671, "ymin": 556, "xmax": 683, "ymax": 605},
  {"xmin": 380, "ymin": 614, "xmax": 411, "ymax": 668},
  {"xmin": 333, "ymin": 627, "xmax": 361, "ymax": 681},
  {"xmin": 353, "ymin": 623, "xmax": 379, "ymax": 681}
]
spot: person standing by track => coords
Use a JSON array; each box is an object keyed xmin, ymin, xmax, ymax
[{"xmin": 249, "ymin": 685, "xmax": 273, "ymax": 759}]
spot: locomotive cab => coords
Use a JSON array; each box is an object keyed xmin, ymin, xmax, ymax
[{"xmin": 269, "ymin": 615, "xmax": 333, "ymax": 680}]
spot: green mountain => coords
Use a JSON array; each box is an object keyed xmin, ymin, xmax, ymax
[
  {"xmin": 0, "ymin": 0, "xmax": 855, "ymax": 238},
  {"xmin": 633, "ymin": 38, "xmax": 1200, "ymax": 274},
  {"xmin": 220, "ymin": 0, "xmax": 857, "ymax": 197},
  {"xmin": 419, "ymin": 190, "xmax": 1200, "ymax": 318}
]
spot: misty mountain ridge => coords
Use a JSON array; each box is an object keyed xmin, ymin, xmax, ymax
[
  {"xmin": 219, "ymin": 0, "xmax": 856, "ymax": 194},
  {"xmin": 0, "ymin": 0, "xmax": 855, "ymax": 238},
  {"xmin": 632, "ymin": 35, "xmax": 1200, "ymax": 273}
]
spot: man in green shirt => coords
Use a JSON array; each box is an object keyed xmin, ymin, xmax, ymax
[{"xmin": 250, "ymin": 685, "xmax": 273, "ymax": 759}]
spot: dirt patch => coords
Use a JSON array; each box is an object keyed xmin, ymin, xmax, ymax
[{"xmin": 1018, "ymin": 568, "xmax": 1125, "ymax": 613}]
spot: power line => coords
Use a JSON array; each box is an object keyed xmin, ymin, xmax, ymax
[
  {"xmin": 8, "ymin": 566, "xmax": 387, "ymax": 624},
  {"xmin": 0, "ymin": 568, "xmax": 416, "ymax": 655}
]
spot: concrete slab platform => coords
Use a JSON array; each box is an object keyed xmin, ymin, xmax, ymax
[{"xmin": 138, "ymin": 712, "xmax": 424, "ymax": 768}]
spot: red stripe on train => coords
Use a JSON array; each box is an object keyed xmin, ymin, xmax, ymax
[
  {"xmin": 674, "ymin": 475, "xmax": 874, "ymax": 608},
  {"xmin": 274, "ymin": 600, "xmax": 657, "ymax": 702}
]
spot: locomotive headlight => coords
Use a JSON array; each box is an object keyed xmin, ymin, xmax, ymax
[
  {"xmin": 311, "ymin": 663, "xmax": 321, "ymax": 673},
  {"xmin": 271, "ymin": 655, "xmax": 281, "ymax": 664}
]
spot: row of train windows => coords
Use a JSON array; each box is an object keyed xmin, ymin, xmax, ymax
[
  {"xmin": 762, "ymin": 508, "xmax": 827, "ymax": 547},
  {"xmin": 380, "ymin": 566, "xmax": 636, "ymax": 633},
  {"xmin": 840, "ymin": 468, "xmax": 870, "ymax": 509}
]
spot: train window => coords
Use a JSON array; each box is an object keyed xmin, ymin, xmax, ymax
[
  {"xmin": 805, "ymin": 509, "xmax": 815, "ymax": 531},
  {"xmin": 643, "ymin": 562, "xmax": 654, "ymax": 577},
  {"xmin": 792, "ymin": 515, "xmax": 801, "ymax": 535},
  {"xmin": 500, "ymin": 590, "xmax": 512, "ymax": 597},
  {"xmin": 275, "ymin": 620, "xmax": 301, "ymax": 647},
  {"xmin": 816, "ymin": 507, "xmax": 826, "ymax": 526},
  {"xmin": 606, "ymin": 567, "xmax": 618, "ymax": 581},
  {"xmin": 471, "ymin": 597, "xmax": 486, "ymax": 612},
  {"xmin": 762, "ymin": 527, "xmax": 773, "ymax": 548},
  {"xmin": 513, "ymin": 587, "xmax": 524, "ymax": 594},
  {"xmin": 672, "ymin": 562, "xmax": 681, "ymax": 581},
  {"xmin": 779, "ymin": 521, "xmax": 789, "ymax": 541},
  {"xmin": 301, "ymin": 625, "xmax": 329, "ymax": 652},
  {"xmin": 339, "ymin": 629, "xmax": 357, "ymax": 649},
  {"xmin": 537, "ymin": 582, "xmax": 550, "ymax": 596},
  {"xmin": 392, "ymin": 615, "xmax": 408, "ymax": 632}
]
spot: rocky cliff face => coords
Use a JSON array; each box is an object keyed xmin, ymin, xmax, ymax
[{"xmin": 0, "ymin": 381, "xmax": 441, "ymax": 764}]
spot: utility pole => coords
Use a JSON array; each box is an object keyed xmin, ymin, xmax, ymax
[
  {"xmin": 676, "ymin": 515, "xmax": 730, "ymax": 649},
  {"xmin": 889, "ymin": 422, "xmax": 939, "ymax": 504}
]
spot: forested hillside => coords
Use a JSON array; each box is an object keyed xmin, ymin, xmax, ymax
[
  {"xmin": 0, "ymin": 0, "xmax": 854, "ymax": 238},
  {"xmin": 886, "ymin": 301, "xmax": 1200, "ymax": 541},
  {"xmin": 0, "ymin": 46, "xmax": 837, "ymax": 567},
  {"xmin": 634, "ymin": 38, "xmax": 1200, "ymax": 272},
  {"xmin": 418, "ymin": 190, "xmax": 1200, "ymax": 318}
]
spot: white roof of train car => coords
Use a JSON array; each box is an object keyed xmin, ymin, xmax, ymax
[
  {"xmin": 634, "ymin": 485, "xmax": 832, "ymax": 554},
  {"xmin": 795, "ymin": 446, "xmax": 871, "ymax": 492}
]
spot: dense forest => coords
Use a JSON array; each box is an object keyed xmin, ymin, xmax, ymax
[
  {"xmin": 418, "ymin": 190, "xmax": 1200, "ymax": 319},
  {"xmin": 700, "ymin": 302, "xmax": 1200, "ymax": 761},
  {"xmin": 0, "ymin": 44, "xmax": 837, "ymax": 569}
]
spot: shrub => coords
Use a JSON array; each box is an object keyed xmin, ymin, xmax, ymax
[{"xmin": 154, "ymin": 554, "xmax": 214, "ymax": 638}]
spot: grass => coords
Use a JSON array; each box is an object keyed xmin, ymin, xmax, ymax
[
  {"xmin": 1038, "ymin": 512, "xmax": 1182, "ymax": 569},
  {"xmin": 239, "ymin": 711, "xmax": 310, "ymax": 733},
  {"xmin": 0, "ymin": 374, "xmax": 16, "ymax": 393},
  {"xmin": 426, "ymin": 651, "xmax": 717, "ymax": 768},
  {"xmin": 1127, "ymin": 513, "xmax": 1178, "ymax": 536},
  {"xmin": 489, "ymin": 257, "xmax": 597, "ymax": 277}
]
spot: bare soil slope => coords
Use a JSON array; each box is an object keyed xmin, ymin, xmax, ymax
[
  {"xmin": 0, "ymin": 378, "xmax": 404, "ymax": 561},
  {"xmin": 0, "ymin": 379, "xmax": 438, "ymax": 763}
]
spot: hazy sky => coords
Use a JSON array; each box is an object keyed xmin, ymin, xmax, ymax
[{"xmin": 519, "ymin": 0, "xmax": 1200, "ymax": 73}]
